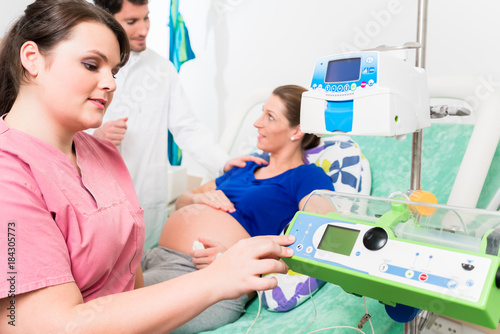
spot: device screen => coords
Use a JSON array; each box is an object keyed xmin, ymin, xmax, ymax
[
  {"xmin": 317, "ymin": 225, "xmax": 360, "ymax": 256},
  {"xmin": 325, "ymin": 58, "xmax": 361, "ymax": 83}
]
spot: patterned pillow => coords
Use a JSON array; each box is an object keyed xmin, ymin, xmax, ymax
[
  {"xmin": 308, "ymin": 135, "xmax": 371, "ymax": 195},
  {"xmin": 261, "ymin": 269, "xmax": 326, "ymax": 312}
]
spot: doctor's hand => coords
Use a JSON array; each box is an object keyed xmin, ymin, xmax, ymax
[
  {"xmin": 191, "ymin": 237, "xmax": 228, "ymax": 270},
  {"xmin": 204, "ymin": 235, "xmax": 295, "ymax": 301},
  {"xmin": 193, "ymin": 190, "xmax": 235, "ymax": 213},
  {"xmin": 93, "ymin": 117, "xmax": 128, "ymax": 146},
  {"xmin": 223, "ymin": 155, "xmax": 269, "ymax": 173}
]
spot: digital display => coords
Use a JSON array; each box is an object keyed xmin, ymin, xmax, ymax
[
  {"xmin": 325, "ymin": 58, "xmax": 361, "ymax": 83},
  {"xmin": 317, "ymin": 225, "xmax": 360, "ymax": 256}
]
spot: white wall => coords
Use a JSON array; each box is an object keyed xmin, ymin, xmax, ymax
[
  {"xmin": 146, "ymin": 0, "xmax": 500, "ymax": 144},
  {"xmin": 0, "ymin": 1, "xmax": 33, "ymax": 34},
  {"xmin": 3, "ymin": 0, "xmax": 499, "ymax": 143}
]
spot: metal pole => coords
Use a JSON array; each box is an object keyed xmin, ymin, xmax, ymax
[
  {"xmin": 404, "ymin": 319, "xmax": 418, "ymax": 334},
  {"xmin": 406, "ymin": 0, "xmax": 429, "ymax": 333},
  {"xmin": 410, "ymin": 0, "xmax": 428, "ymax": 192}
]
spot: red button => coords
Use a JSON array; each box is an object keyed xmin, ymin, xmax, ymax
[
  {"xmin": 361, "ymin": 81, "xmax": 367, "ymax": 88},
  {"xmin": 419, "ymin": 273, "xmax": 428, "ymax": 281}
]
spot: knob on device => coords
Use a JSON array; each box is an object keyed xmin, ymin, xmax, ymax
[{"xmin": 363, "ymin": 227, "xmax": 388, "ymax": 250}]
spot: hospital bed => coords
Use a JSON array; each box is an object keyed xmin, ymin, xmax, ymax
[{"xmin": 199, "ymin": 76, "xmax": 500, "ymax": 333}]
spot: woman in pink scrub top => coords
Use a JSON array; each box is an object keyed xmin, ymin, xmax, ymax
[{"xmin": 0, "ymin": 0, "xmax": 294, "ymax": 332}]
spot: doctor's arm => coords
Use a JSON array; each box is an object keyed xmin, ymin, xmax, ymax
[{"xmin": 0, "ymin": 235, "xmax": 295, "ymax": 334}]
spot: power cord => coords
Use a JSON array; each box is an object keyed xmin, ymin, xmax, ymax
[{"xmin": 245, "ymin": 291, "xmax": 262, "ymax": 334}]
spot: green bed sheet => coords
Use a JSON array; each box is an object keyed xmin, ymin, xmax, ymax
[
  {"xmin": 203, "ymin": 283, "xmax": 403, "ymax": 333},
  {"xmin": 351, "ymin": 123, "xmax": 500, "ymax": 208}
]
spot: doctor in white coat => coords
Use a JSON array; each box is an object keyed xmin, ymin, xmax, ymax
[{"xmin": 90, "ymin": 0, "xmax": 263, "ymax": 249}]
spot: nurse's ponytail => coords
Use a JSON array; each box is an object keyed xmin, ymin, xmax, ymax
[{"xmin": 0, "ymin": 0, "xmax": 130, "ymax": 117}]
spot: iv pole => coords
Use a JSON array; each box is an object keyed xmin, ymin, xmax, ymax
[
  {"xmin": 410, "ymin": 0, "xmax": 428, "ymax": 192},
  {"xmin": 406, "ymin": 0, "xmax": 429, "ymax": 333}
]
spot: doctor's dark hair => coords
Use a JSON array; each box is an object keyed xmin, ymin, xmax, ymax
[
  {"xmin": 272, "ymin": 85, "xmax": 321, "ymax": 151},
  {"xmin": 0, "ymin": 0, "xmax": 130, "ymax": 117},
  {"xmin": 94, "ymin": 0, "xmax": 149, "ymax": 15}
]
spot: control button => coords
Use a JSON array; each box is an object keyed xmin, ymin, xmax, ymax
[
  {"xmin": 419, "ymin": 273, "xmax": 428, "ymax": 282},
  {"xmin": 462, "ymin": 261, "xmax": 475, "ymax": 271},
  {"xmin": 325, "ymin": 85, "xmax": 331, "ymax": 92},
  {"xmin": 362, "ymin": 68, "xmax": 368, "ymax": 75},
  {"xmin": 363, "ymin": 227, "xmax": 388, "ymax": 251},
  {"xmin": 351, "ymin": 83, "xmax": 357, "ymax": 91},
  {"xmin": 306, "ymin": 246, "xmax": 313, "ymax": 254},
  {"xmin": 355, "ymin": 251, "xmax": 361, "ymax": 256},
  {"xmin": 296, "ymin": 244, "xmax": 304, "ymax": 251},
  {"xmin": 368, "ymin": 67, "xmax": 375, "ymax": 74},
  {"xmin": 466, "ymin": 280, "xmax": 474, "ymax": 287},
  {"xmin": 338, "ymin": 85, "xmax": 344, "ymax": 92},
  {"xmin": 332, "ymin": 85, "xmax": 337, "ymax": 92},
  {"xmin": 368, "ymin": 79, "xmax": 374, "ymax": 86},
  {"xmin": 361, "ymin": 81, "xmax": 367, "ymax": 88},
  {"xmin": 447, "ymin": 280, "xmax": 458, "ymax": 289},
  {"xmin": 405, "ymin": 270, "xmax": 414, "ymax": 279},
  {"xmin": 380, "ymin": 264, "xmax": 388, "ymax": 272},
  {"xmin": 317, "ymin": 84, "xmax": 323, "ymax": 90},
  {"xmin": 366, "ymin": 56, "xmax": 374, "ymax": 63},
  {"xmin": 344, "ymin": 84, "xmax": 350, "ymax": 91}
]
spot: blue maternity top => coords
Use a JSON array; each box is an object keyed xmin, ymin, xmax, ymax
[{"xmin": 215, "ymin": 161, "xmax": 334, "ymax": 236}]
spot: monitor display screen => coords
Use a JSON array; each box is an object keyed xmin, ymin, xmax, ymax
[
  {"xmin": 317, "ymin": 225, "xmax": 360, "ymax": 256},
  {"xmin": 325, "ymin": 58, "xmax": 361, "ymax": 83}
]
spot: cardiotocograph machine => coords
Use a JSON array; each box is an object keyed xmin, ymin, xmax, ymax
[{"xmin": 282, "ymin": 0, "xmax": 500, "ymax": 333}]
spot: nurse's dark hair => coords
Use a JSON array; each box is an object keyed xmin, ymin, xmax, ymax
[
  {"xmin": 272, "ymin": 85, "xmax": 321, "ymax": 151},
  {"xmin": 0, "ymin": 0, "xmax": 130, "ymax": 117},
  {"xmin": 94, "ymin": 0, "xmax": 149, "ymax": 15}
]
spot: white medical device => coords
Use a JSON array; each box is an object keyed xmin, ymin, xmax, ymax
[{"xmin": 300, "ymin": 51, "xmax": 430, "ymax": 136}]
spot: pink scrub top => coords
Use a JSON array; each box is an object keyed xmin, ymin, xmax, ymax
[{"xmin": 0, "ymin": 118, "xmax": 145, "ymax": 302}]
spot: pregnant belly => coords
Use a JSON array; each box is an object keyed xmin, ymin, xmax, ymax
[{"xmin": 158, "ymin": 204, "xmax": 251, "ymax": 255}]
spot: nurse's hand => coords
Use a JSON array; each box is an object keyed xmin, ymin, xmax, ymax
[
  {"xmin": 193, "ymin": 189, "xmax": 235, "ymax": 213},
  {"xmin": 205, "ymin": 235, "xmax": 295, "ymax": 301},
  {"xmin": 93, "ymin": 117, "xmax": 128, "ymax": 146},
  {"xmin": 191, "ymin": 237, "xmax": 227, "ymax": 269},
  {"xmin": 223, "ymin": 155, "xmax": 268, "ymax": 173}
]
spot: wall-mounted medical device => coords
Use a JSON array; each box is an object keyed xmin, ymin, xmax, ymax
[
  {"xmin": 283, "ymin": 191, "xmax": 500, "ymax": 329},
  {"xmin": 300, "ymin": 51, "xmax": 430, "ymax": 136}
]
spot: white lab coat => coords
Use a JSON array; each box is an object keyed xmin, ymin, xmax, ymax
[{"xmin": 91, "ymin": 49, "xmax": 229, "ymax": 249}]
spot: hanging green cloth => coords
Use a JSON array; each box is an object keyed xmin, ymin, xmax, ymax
[{"xmin": 167, "ymin": 0, "xmax": 196, "ymax": 165}]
